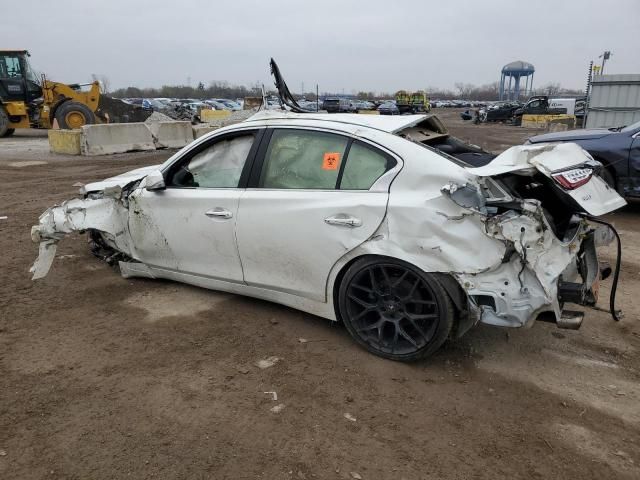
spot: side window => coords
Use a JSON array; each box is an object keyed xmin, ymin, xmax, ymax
[
  {"xmin": 167, "ymin": 133, "xmax": 255, "ymax": 188},
  {"xmin": 340, "ymin": 141, "xmax": 395, "ymax": 190},
  {"xmin": 260, "ymin": 129, "xmax": 349, "ymax": 189},
  {"xmin": 0, "ymin": 56, "xmax": 22, "ymax": 77}
]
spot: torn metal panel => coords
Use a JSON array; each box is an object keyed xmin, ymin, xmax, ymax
[
  {"xmin": 81, "ymin": 165, "xmax": 161, "ymax": 194},
  {"xmin": 30, "ymin": 240, "xmax": 58, "ymax": 280},
  {"xmin": 30, "ymin": 195, "xmax": 132, "ymax": 280}
]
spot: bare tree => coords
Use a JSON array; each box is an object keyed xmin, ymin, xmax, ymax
[{"xmin": 542, "ymin": 82, "xmax": 561, "ymax": 96}]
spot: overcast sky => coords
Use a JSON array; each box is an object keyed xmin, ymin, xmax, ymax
[{"xmin": 4, "ymin": 0, "xmax": 639, "ymax": 94}]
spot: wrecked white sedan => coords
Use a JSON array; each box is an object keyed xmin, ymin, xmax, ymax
[{"xmin": 31, "ymin": 111, "xmax": 626, "ymax": 361}]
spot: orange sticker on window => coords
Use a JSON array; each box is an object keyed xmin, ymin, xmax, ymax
[{"xmin": 322, "ymin": 152, "xmax": 341, "ymax": 170}]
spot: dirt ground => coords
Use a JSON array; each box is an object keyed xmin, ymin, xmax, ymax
[{"xmin": 1, "ymin": 111, "xmax": 639, "ymax": 480}]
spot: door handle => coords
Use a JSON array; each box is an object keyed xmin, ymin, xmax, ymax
[
  {"xmin": 324, "ymin": 215, "xmax": 362, "ymax": 227},
  {"xmin": 205, "ymin": 208, "xmax": 233, "ymax": 219}
]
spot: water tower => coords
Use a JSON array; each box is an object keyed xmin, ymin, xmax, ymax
[{"xmin": 499, "ymin": 61, "xmax": 535, "ymax": 101}]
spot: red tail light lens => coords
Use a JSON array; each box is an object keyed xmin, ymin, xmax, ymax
[{"xmin": 552, "ymin": 168, "xmax": 593, "ymax": 190}]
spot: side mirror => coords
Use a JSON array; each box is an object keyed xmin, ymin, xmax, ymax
[{"xmin": 145, "ymin": 170, "xmax": 166, "ymax": 191}]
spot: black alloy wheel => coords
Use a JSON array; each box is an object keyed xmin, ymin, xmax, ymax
[{"xmin": 338, "ymin": 257, "xmax": 454, "ymax": 361}]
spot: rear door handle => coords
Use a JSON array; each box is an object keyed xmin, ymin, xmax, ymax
[
  {"xmin": 205, "ymin": 208, "xmax": 233, "ymax": 219},
  {"xmin": 324, "ymin": 215, "xmax": 362, "ymax": 227}
]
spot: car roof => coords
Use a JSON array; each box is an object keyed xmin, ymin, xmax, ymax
[{"xmin": 244, "ymin": 110, "xmax": 430, "ymax": 134}]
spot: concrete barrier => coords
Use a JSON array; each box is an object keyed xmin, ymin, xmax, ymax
[
  {"xmin": 358, "ymin": 110, "xmax": 380, "ymax": 115},
  {"xmin": 81, "ymin": 123, "xmax": 155, "ymax": 156},
  {"xmin": 200, "ymin": 109, "xmax": 231, "ymax": 122},
  {"xmin": 192, "ymin": 124, "xmax": 220, "ymax": 139},
  {"xmin": 521, "ymin": 114, "xmax": 576, "ymax": 130},
  {"xmin": 147, "ymin": 121, "xmax": 193, "ymax": 148},
  {"xmin": 48, "ymin": 129, "xmax": 81, "ymax": 155}
]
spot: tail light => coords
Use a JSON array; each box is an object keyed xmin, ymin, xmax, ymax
[{"xmin": 552, "ymin": 168, "xmax": 593, "ymax": 190}]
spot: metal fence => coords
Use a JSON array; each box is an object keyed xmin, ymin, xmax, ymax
[{"xmin": 586, "ymin": 74, "xmax": 640, "ymax": 128}]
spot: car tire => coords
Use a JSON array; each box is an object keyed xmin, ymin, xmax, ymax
[
  {"xmin": 55, "ymin": 101, "xmax": 96, "ymax": 129},
  {"xmin": 338, "ymin": 257, "xmax": 454, "ymax": 362},
  {"xmin": 0, "ymin": 106, "xmax": 11, "ymax": 137}
]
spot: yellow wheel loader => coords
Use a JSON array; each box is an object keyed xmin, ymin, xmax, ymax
[
  {"xmin": 0, "ymin": 50, "xmax": 150, "ymax": 137},
  {"xmin": 394, "ymin": 90, "xmax": 431, "ymax": 114}
]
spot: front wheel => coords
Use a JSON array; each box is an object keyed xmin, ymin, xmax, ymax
[
  {"xmin": 338, "ymin": 257, "xmax": 454, "ymax": 361},
  {"xmin": 55, "ymin": 101, "xmax": 96, "ymax": 129}
]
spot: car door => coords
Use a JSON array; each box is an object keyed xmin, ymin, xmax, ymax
[
  {"xmin": 235, "ymin": 127, "xmax": 398, "ymax": 302},
  {"xmin": 128, "ymin": 128, "xmax": 263, "ymax": 283},
  {"xmin": 525, "ymin": 99, "xmax": 546, "ymax": 115}
]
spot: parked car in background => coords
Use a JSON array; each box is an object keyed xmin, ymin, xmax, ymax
[
  {"xmin": 323, "ymin": 98, "xmax": 357, "ymax": 113},
  {"xmin": 479, "ymin": 101, "xmax": 521, "ymax": 122},
  {"xmin": 186, "ymin": 102, "xmax": 211, "ymax": 114},
  {"xmin": 527, "ymin": 119, "xmax": 640, "ymax": 196},
  {"xmin": 355, "ymin": 100, "xmax": 375, "ymax": 110},
  {"xmin": 211, "ymin": 99, "xmax": 242, "ymax": 110},
  {"xmin": 378, "ymin": 101, "xmax": 400, "ymax": 115},
  {"xmin": 143, "ymin": 98, "xmax": 169, "ymax": 112},
  {"xmin": 299, "ymin": 100, "xmax": 321, "ymax": 111},
  {"xmin": 30, "ymin": 111, "xmax": 626, "ymax": 361},
  {"xmin": 204, "ymin": 100, "xmax": 230, "ymax": 110}
]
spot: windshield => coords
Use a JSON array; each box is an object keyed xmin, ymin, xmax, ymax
[
  {"xmin": 23, "ymin": 55, "xmax": 38, "ymax": 83},
  {"xmin": 621, "ymin": 119, "xmax": 640, "ymax": 133}
]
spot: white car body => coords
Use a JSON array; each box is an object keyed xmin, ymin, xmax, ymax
[{"xmin": 31, "ymin": 112, "xmax": 625, "ymax": 338}]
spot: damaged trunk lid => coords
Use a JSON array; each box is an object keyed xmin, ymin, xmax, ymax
[{"xmin": 466, "ymin": 142, "xmax": 626, "ymax": 217}]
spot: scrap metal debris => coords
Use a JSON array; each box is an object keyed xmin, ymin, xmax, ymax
[
  {"xmin": 255, "ymin": 356, "xmax": 280, "ymax": 369},
  {"xmin": 264, "ymin": 391, "xmax": 278, "ymax": 401}
]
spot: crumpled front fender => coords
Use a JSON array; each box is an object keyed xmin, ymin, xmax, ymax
[{"xmin": 30, "ymin": 196, "xmax": 132, "ymax": 279}]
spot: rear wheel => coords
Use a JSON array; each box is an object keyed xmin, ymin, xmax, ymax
[
  {"xmin": 55, "ymin": 101, "xmax": 96, "ymax": 129},
  {"xmin": 338, "ymin": 257, "xmax": 454, "ymax": 361},
  {"xmin": 0, "ymin": 106, "xmax": 11, "ymax": 137}
]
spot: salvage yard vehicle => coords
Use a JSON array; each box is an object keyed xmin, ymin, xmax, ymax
[
  {"xmin": 0, "ymin": 49, "xmax": 150, "ymax": 136},
  {"xmin": 526, "ymin": 119, "xmax": 640, "ymax": 197},
  {"xmin": 323, "ymin": 98, "xmax": 357, "ymax": 113},
  {"xmin": 31, "ymin": 108, "xmax": 626, "ymax": 361},
  {"xmin": 479, "ymin": 101, "xmax": 521, "ymax": 123},
  {"xmin": 378, "ymin": 101, "xmax": 400, "ymax": 115},
  {"xmin": 513, "ymin": 95, "xmax": 586, "ymax": 127}
]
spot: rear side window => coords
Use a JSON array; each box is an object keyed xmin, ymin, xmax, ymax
[
  {"xmin": 340, "ymin": 141, "xmax": 394, "ymax": 190},
  {"xmin": 260, "ymin": 129, "xmax": 349, "ymax": 189}
]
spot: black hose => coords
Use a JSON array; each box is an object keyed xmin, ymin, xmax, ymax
[{"xmin": 583, "ymin": 215, "xmax": 622, "ymax": 321}]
